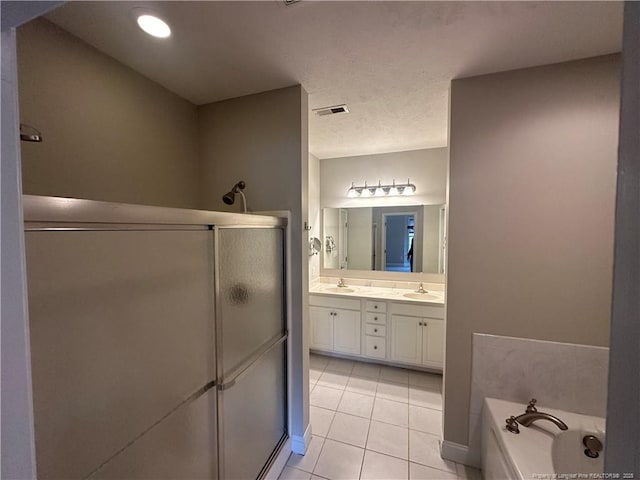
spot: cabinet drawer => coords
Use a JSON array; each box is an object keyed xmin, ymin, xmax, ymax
[
  {"xmin": 365, "ymin": 312, "xmax": 386, "ymax": 325},
  {"xmin": 309, "ymin": 294, "xmax": 360, "ymax": 310},
  {"xmin": 365, "ymin": 336, "xmax": 386, "ymax": 359},
  {"xmin": 365, "ymin": 324, "xmax": 386, "ymax": 337},
  {"xmin": 390, "ymin": 302, "xmax": 444, "ymax": 319},
  {"xmin": 365, "ymin": 301, "xmax": 387, "ymax": 313}
]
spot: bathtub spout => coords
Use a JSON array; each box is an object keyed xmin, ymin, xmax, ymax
[{"xmin": 515, "ymin": 412, "xmax": 569, "ymax": 431}]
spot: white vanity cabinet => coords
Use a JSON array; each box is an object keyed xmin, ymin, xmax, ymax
[
  {"xmin": 390, "ymin": 303, "xmax": 444, "ymax": 369},
  {"xmin": 309, "ymin": 296, "xmax": 361, "ymax": 355},
  {"xmin": 363, "ymin": 301, "xmax": 387, "ymax": 359},
  {"xmin": 309, "ymin": 292, "xmax": 444, "ymax": 371},
  {"xmin": 309, "ymin": 306, "xmax": 334, "ymax": 351}
]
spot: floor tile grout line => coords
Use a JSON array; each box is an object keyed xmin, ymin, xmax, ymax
[
  {"xmin": 407, "ymin": 399, "xmax": 411, "ymax": 475},
  {"xmin": 358, "ymin": 376, "xmax": 378, "ymax": 479},
  {"xmin": 408, "ymin": 461, "xmax": 459, "ymax": 479},
  {"xmin": 286, "ymin": 465, "xmax": 315, "ymax": 479},
  {"xmin": 310, "ymin": 355, "xmax": 447, "ymax": 479},
  {"xmin": 312, "ymin": 381, "xmax": 349, "ymax": 478},
  {"xmin": 362, "ymin": 445, "xmax": 409, "ymax": 464},
  {"xmin": 309, "ymin": 436, "xmax": 326, "ymax": 476}
]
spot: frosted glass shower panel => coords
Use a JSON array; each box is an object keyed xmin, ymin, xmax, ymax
[
  {"xmin": 90, "ymin": 390, "xmax": 217, "ymax": 480},
  {"xmin": 217, "ymin": 228, "xmax": 285, "ymax": 375},
  {"xmin": 26, "ymin": 230, "xmax": 215, "ymax": 479},
  {"xmin": 219, "ymin": 341, "xmax": 286, "ymax": 480}
]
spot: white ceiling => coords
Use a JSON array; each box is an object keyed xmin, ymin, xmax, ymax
[{"xmin": 45, "ymin": 1, "xmax": 623, "ymax": 159}]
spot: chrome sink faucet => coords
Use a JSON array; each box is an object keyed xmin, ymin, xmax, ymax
[
  {"xmin": 506, "ymin": 399, "xmax": 568, "ymax": 433},
  {"xmin": 416, "ymin": 282, "xmax": 427, "ymax": 294},
  {"xmin": 337, "ymin": 278, "xmax": 346, "ymax": 288}
]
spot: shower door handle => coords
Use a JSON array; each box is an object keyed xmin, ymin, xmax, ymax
[{"xmin": 218, "ymin": 333, "xmax": 287, "ymax": 391}]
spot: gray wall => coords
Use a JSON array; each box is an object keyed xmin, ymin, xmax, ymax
[
  {"xmin": 16, "ymin": 17, "xmax": 311, "ymax": 457},
  {"xmin": 605, "ymin": 2, "xmax": 640, "ymax": 473},
  {"xmin": 198, "ymin": 85, "xmax": 310, "ymax": 451},
  {"xmin": 445, "ymin": 55, "xmax": 620, "ymax": 447},
  {"xmin": 17, "ymin": 18, "xmax": 200, "ymax": 208},
  {"xmin": 320, "ymin": 148, "xmax": 447, "ymax": 208},
  {"xmin": 309, "ymin": 153, "xmax": 321, "ymax": 280}
]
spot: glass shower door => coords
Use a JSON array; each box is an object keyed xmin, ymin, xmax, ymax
[{"xmin": 215, "ymin": 227, "xmax": 286, "ymax": 480}]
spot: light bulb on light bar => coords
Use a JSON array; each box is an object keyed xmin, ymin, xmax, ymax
[
  {"xmin": 389, "ymin": 180, "xmax": 399, "ymax": 196},
  {"xmin": 346, "ymin": 180, "xmax": 416, "ymax": 198},
  {"xmin": 347, "ymin": 183, "xmax": 360, "ymax": 198},
  {"xmin": 403, "ymin": 184, "xmax": 415, "ymax": 195},
  {"xmin": 137, "ymin": 14, "xmax": 171, "ymax": 38}
]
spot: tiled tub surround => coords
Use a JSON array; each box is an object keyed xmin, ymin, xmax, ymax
[
  {"xmin": 459, "ymin": 334, "xmax": 609, "ymax": 467},
  {"xmin": 482, "ymin": 398, "xmax": 606, "ymax": 479},
  {"xmin": 279, "ymin": 354, "xmax": 481, "ymax": 480}
]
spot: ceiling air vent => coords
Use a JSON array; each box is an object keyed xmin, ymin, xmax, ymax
[{"xmin": 312, "ymin": 104, "xmax": 350, "ymax": 117}]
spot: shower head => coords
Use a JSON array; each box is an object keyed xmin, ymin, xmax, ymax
[
  {"xmin": 222, "ymin": 181, "xmax": 248, "ymax": 212},
  {"xmin": 222, "ymin": 191, "xmax": 235, "ymax": 205}
]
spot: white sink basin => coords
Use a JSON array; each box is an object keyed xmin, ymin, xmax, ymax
[
  {"xmin": 552, "ymin": 429, "xmax": 604, "ymax": 474},
  {"xmin": 324, "ymin": 287, "xmax": 356, "ymax": 293},
  {"xmin": 403, "ymin": 292, "xmax": 442, "ymax": 301}
]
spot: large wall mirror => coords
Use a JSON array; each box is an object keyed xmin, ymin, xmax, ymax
[{"xmin": 322, "ymin": 204, "xmax": 446, "ymax": 274}]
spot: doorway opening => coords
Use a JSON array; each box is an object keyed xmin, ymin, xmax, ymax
[{"xmin": 382, "ymin": 213, "xmax": 416, "ymax": 272}]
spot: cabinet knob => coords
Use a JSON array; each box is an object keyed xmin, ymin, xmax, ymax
[
  {"xmin": 374, "ymin": 328, "xmax": 378, "ymax": 332},
  {"xmin": 374, "ymin": 345, "xmax": 378, "ymax": 350},
  {"xmin": 374, "ymin": 305, "xmax": 378, "ymax": 309},
  {"xmin": 374, "ymin": 316, "xmax": 378, "ymax": 320}
]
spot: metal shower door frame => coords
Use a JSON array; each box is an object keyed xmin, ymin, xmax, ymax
[{"xmin": 212, "ymin": 224, "xmax": 288, "ymax": 480}]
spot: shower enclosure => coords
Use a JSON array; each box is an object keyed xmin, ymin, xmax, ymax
[{"xmin": 23, "ymin": 195, "xmax": 287, "ymax": 480}]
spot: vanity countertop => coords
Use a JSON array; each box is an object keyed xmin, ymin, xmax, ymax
[{"xmin": 309, "ymin": 282, "xmax": 445, "ymax": 306}]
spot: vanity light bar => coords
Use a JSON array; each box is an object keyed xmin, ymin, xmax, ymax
[{"xmin": 347, "ymin": 179, "xmax": 416, "ymax": 198}]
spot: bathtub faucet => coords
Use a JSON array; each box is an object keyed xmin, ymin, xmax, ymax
[{"xmin": 513, "ymin": 399, "xmax": 568, "ymax": 431}]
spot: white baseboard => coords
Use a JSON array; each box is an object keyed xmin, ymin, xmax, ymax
[
  {"xmin": 441, "ymin": 440, "xmax": 481, "ymax": 468},
  {"xmin": 263, "ymin": 438, "xmax": 292, "ymax": 480},
  {"xmin": 291, "ymin": 423, "xmax": 312, "ymax": 455},
  {"xmin": 264, "ymin": 423, "xmax": 312, "ymax": 480}
]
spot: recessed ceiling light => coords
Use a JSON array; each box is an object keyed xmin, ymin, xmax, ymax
[{"xmin": 136, "ymin": 14, "xmax": 171, "ymax": 38}]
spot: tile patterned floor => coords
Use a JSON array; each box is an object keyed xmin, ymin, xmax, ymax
[{"xmin": 280, "ymin": 354, "xmax": 482, "ymax": 480}]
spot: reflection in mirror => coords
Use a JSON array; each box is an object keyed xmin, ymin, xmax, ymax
[{"xmin": 323, "ymin": 205, "xmax": 446, "ymax": 274}]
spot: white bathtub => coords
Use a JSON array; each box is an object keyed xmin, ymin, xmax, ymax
[{"xmin": 482, "ymin": 398, "xmax": 606, "ymax": 479}]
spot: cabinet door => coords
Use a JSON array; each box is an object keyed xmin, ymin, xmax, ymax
[
  {"xmin": 390, "ymin": 315, "xmax": 422, "ymax": 365},
  {"xmin": 422, "ymin": 318, "xmax": 445, "ymax": 367},
  {"xmin": 333, "ymin": 309, "xmax": 361, "ymax": 355},
  {"xmin": 310, "ymin": 306, "xmax": 333, "ymax": 351}
]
